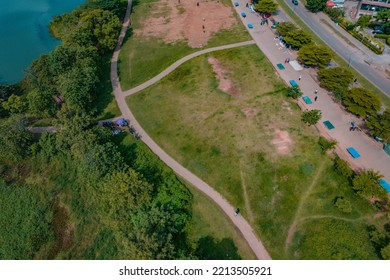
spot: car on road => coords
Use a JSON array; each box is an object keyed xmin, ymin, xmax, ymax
[
  {"xmin": 292, "ymin": 0, "xmax": 298, "ymax": 5},
  {"xmin": 372, "ymin": 27, "xmax": 384, "ymax": 34}
]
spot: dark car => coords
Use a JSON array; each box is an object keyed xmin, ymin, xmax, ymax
[
  {"xmin": 292, "ymin": 0, "xmax": 298, "ymax": 5},
  {"xmin": 372, "ymin": 27, "xmax": 384, "ymax": 34}
]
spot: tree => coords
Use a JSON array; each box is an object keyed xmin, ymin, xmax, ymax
[
  {"xmin": 27, "ymin": 89, "xmax": 56, "ymax": 117},
  {"xmin": 255, "ymin": 0, "xmax": 278, "ymax": 13},
  {"xmin": 343, "ymin": 88, "xmax": 381, "ymax": 117},
  {"xmin": 375, "ymin": 10, "xmax": 390, "ymax": 22},
  {"xmin": 275, "ymin": 22, "xmax": 297, "ymax": 37},
  {"xmin": 334, "ymin": 197, "xmax": 352, "ymax": 213},
  {"xmin": 0, "ymin": 117, "xmax": 33, "ymax": 163},
  {"xmin": 284, "ymin": 30, "xmax": 313, "ymax": 49},
  {"xmin": 298, "ymin": 44, "xmax": 333, "ymax": 68},
  {"xmin": 382, "ymin": 244, "xmax": 390, "ymax": 260},
  {"xmin": 302, "ymin": 109, "xmax": 322, "ymax": 125},
  {"xmin": 88, "ymin": 0, "xmax": 128, "ymax": 18},
  {"xmin": 78, "ymin": 9, "xmax": 121, "ymax": 51},
  {"xmin": 334, "ymin": 157, "xmax": 353, "ymax": 179},
  {"xmin": 382, "ymin": 21, "xmax": 390, "ymax": 35},
  {"xmin": 285, "ymin": 86, "xmax": 302, "ymax": 99},
  {"xmin": 306, "ymin": 0, "xmax": 327, "ymax": 13},
  {"xmin": 318, "ymin": 67, "xmax": 354, "ymax": 97},
  {"xmin": 366, "ymin": 109, "xmax": 390, "ymax": 142},
  {"xmin": 356, "ymin": 15, "xmax": 372, "ymax": 28},
  {"xmin": 352, "ymin": 170, "xmax": 386, "ymax": 198},
  {"xmin": 318, "ymin": 136, "xmax": 337, "ymax": 153},
  {"xmin": 2, "ymin": 94, "xmax": 28, "ymax": 114}
]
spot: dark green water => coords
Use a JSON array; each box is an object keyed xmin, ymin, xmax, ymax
[{"xmin": 0, "ymin": 0, "xmax": 85, "ymax": 84}]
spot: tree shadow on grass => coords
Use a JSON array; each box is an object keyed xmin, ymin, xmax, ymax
[{"xmin": 195, "ymin": 236, "xmax": 241, "ymax": 260}]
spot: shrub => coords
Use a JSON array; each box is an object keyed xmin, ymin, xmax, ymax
[
  {"xmin": 285, "ymin": 86, "xmax": 302, "ymax": 99},
  {"xmin": 334, "ymin": 157, "xmax": 354, "ymax": 179},
  {"xmin": 324, "ymin": 7, "xmax": 345, "ymax": 22},
  {"xmin": 318, "ymin": 136, "xmax": 337, "ymax": 153},
  {"xmin": 301, "ymin": 109, "xmax": 322, "ymax": 125},
  {"xmin": 334, "ymin": 197, "xmax": 352, "ymax": 213}
]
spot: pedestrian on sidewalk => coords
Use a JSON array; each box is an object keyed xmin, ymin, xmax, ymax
[
  {"xmin": 298, "ymin": 75, "xmax": 301, "ymax": 81},
  {"xmin": 315, "ymin": 89, "xmax": 318, "ymax": 94},
  {"xmin": 314, "ymin": 96, "xmax": 318, "ymax": 102},
  {"xmin": 234, "ymin": 208, "xmax": 240, "ymax": 216}
]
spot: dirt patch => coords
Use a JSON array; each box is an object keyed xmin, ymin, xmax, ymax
[
  {"xmin": 135, "ymin": 0, "xmax": 237, "ymax": 48},
  {"xmin": 208, "ymin": 56, "xmax": 238, "ymax": 96},
  {"xmin": 270, "ymin": 128, "xmax": 292, "ymax": 155},
  {"xmin": 241, "ymin": 107, "xmax": 260, "ymax": 119}
]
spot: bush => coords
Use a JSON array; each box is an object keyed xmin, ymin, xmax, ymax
[
  {"xmin": 324, "ymin": 7, "xmax": 345, "ymax": 22},
  {"xmin": 301, "ymin": 109, "xmax": 322, "ymax": 125},
  {"xmin": 285, "ymin": 86, "xmax": 302, "ymax": 99},
  {"xmin": 334, "ymin": 157, "xmax": 354, "ymax": 179},
  {"xmin": 318, "ymin": 136, "xmax": 337, "ymax": 153},
  {"xmin": 334, "ymin": 197, "xmax": 352, "ymax": 213}
]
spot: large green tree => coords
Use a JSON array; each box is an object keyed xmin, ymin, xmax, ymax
[
  {"xmin": 276, "ymin": 22, "xmax": 297, "ymax": 37},
  {"xmin": 298, "ymin": 44, "xmax": 333, "ymax": 68},
  {"xmin": 375, "ymin": 10, "xmax": 390, "ymax": 22},
  {"xmin": 318, "ymin": 67, "xmax": 354, "ymax": 97},
  {"xmin": 382, "ymin": 244, "xmax": 390, "ymax": 260},
  {"xmin": 366, "ymin": 109, "xmax": 390, "ymax": 142},
  {"xmin": 302, "ymin": 109, "xmax": 322, "ymax": 125},
  {"xmin": 306, "ymin": 0, "xmax": 327, "ymax": 12},
  {"xmin": 343, "ymin": 88, "xmax": 381, "ymax": 117},
  {"xmin": 284, "ymin": 29, "xmax": 313, "ymax": 49},
  {"xmin": 352, "ymin": 170, "xmax": 386, "ymax": 198},
  {"xmin": 2, "ymin": 94, "xmax": 27, "ymax": 114},
  {"xmin": 255, "ymin": 0, "xmax": 278, "ymax": 13}
]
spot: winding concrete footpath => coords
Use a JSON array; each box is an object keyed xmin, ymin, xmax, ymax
[{"xmin": 110, "ymin": 0, "xmax": 271, "ymax": 260}]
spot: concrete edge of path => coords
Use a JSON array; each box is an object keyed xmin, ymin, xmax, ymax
[{"xmin": 110, "ymin": 0, "xmax": 272, "ymax": 260}]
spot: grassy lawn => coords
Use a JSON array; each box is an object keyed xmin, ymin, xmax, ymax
[
  {"xmin": 118, "ymin": 0, "xmax": 251, "ymax": 90},
  {"xmin": 117, "ymin": 133, "xmax": 257, "ymax": 260},
  {"xmin": 127, "ymin": 45, "xmax": 385, "ymax": 259},
  {"xmin": 275, "ymin": 0, "xmax": 390, "ymax": 108}
]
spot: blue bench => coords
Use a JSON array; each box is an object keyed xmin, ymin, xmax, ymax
[
  {"xmin": 347, "ymin": 147, "xmax": 360, "ymax": 158},
  {"xmin": 234, "ymin": 1, "xmax": 239, "ymax": 6},
  {"xmin": 302, "ymin": 96, "xmax": 312, "ymax": 104},
  {"xmin": 276, "ymin": 63, "xmax": 285, "ymax": 70},
  {"xmin": 248, "ymin": 23, "xmax": 253, "ymax": 29},
  {"xmin": 241, "ymin": 12, "xmax": 246, "ymax": 17},
  {"xmin": 323, "ymin": 120, "xmax": 335, "ymax": 130},
  {"xmin": 289, "ymin": 80, "xmax": 298, "ymax": 87},
  {"xmin": 379, "ymin": 179, "xmax": 390, "ymax": 193}
]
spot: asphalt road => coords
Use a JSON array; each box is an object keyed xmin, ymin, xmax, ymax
[{"xmin": 281, "ymin": 1, "xmax": 390, "ymax": 97}]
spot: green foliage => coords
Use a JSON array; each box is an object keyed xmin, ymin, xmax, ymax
[
  {"xmin": 383, "ymin": 22, "xmax": 390, "ymax": 35},
  {"xmin": 27, "ymin": 89, "xmax": 56, "ymax": 117},
  {"xmin": 285, "ymin": 86, "xmax": 302, "ymax": 99},
  {"xmin": 318, "ymin": 67, "xmax": 354, "ymax": 98},
  {"xmin": 300, "ymin": 219, "xmax": 377, "ymax": 259},
  {"xmin": 382, "ymin": 244, "xmax": 390, "ymax": 260},
  {"xmin": 366, "ymin": 109, "xmax": 390, "ymax": 142},
  {"xmin": 0, "ymin": 180, "xmax": 54, "ymax": 259},
  {"xmin": 334, "ymin": 157, "xmax": 353, "ymax": 179},
  {"xmin": 318, "ymin": 136, "xmax": 337, "ymax": 153},
  {"xmin": 368, "ymin": 227, "xmax": 387, "ymax": 247},
  {"xmin": 284, "ymin": 29, "xmax": 313, "ymax": 49},
  {"xmin": 334, "ymin": 197, "xmax": 352, "ymax": 213},
  {"xmin": 0, "ymin": 117, "xmax": 33, "ymax": 163},
  {"xmin": 301, "ymin": 109, "xmax": 322, "ymax": 125},
  {"xmin": 356, "ymin": 15, "xmax": 372, "ymax": 28},
  {"xmin": 343, "ymin": 88, "xmax": 381, "ymax": 117},
  {"xmin": 255, "ymin": 0, "xmax": 278, "ymax": 13},
  {"xmin": 324, "ymin": 7, "xmax": 345, "ymax": 22},
  {"xmin": 88, "ymin": 0, "xmax": 128, "ymax": 18},
  {"xmin": 276, "ymin": 22, "xmax": 297, "ymax": 37},
  {"xmin": 375, "ymin": 10, "xmax": 390, "ymax": 22},
  {"xmin": 2, "ymin": 94, "xmax": 28, "ymax": 114},
  {"xmin": 352, "ymin": 170, "xmax": 385, "ymax": 198},
  {"xmin": 305, "ymin": 0, "xmax": 327, "ymax": 13},
  {"xmin": 298, "ymin": 44, "xmax": 333, "ymax": 68}
]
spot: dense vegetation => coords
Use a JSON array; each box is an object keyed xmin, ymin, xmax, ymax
[{"xmin": 0, "ymin": 0, "xmax": 212, "ymax": 260}]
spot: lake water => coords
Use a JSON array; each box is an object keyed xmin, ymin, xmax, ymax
[{"xmin": 0, "ymin": 0, "xmax": 85, "ymax": 84}]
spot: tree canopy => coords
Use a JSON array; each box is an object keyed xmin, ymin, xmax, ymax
[
  {"xmin": 302, "ymin": 109, "xmax": 322, "ymax": 125},
  {"xmin": 276, "ymin": 22, "xmax": 297, "ymax": 37},
  {"xmin": 318, "ymin": 67, "xmax": 354, "ymax": 97},
  {"xmin": 255, "ymin": 0, "xmax": 278, "ymax": 13},
  {"xmin": 284, "ymin": 29, "xmax": 313, "ymax": 49},
  {"xmin": 366, "ymin": 109, "xmax": 390, "ymax": 142},
  {"xmin": 298, "ymin": 44, "xmax": 333, "ymax": 68},
  {"xmin": 343, "ymin": 88, "xmax": 381, "ymax": 117},
  {"xmin": 306, "ymin": 0, "xmax": 327, "ymax": 13},
  {"xmin": 352, "ymin": 170, "xmax": 386, "ymax": 198}
]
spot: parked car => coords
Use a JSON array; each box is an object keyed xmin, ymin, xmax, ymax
[
  {"xmin": 292, "ymin": 0, "xmax": 298, "ymax": 5},
  {"xmin": 373, "ymin": 27, "xmax": 384, "ymax": 34}
]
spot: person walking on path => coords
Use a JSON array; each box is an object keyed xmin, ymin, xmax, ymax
[
  {"xmin": 298, "ymin": 75, "xmax": 301, "ymax": 81},
  {"xmin": 315, "ymin": 89, "xmax": 318, "ymax": 94},
  {"xmin": 234, "ymin": 208, "xmax": 240, "ymax": 216},
  {"xmin": 314, "ymin": 96, "xmax": 318, "ymax": 102}
]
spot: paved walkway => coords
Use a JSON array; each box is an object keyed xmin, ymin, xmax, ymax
[
  {"xmin": 233, "ymin": 1, "xmax": 390, "ymax": 183},
  {"xmin": 110, "ymin": 0, "xmax": 271, "ymax": 260}
]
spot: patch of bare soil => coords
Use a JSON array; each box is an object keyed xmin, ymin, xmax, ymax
[
  {"xmin": 208, "ymin": 56, "xmax": 238, "ymax": 96},
  {"xmin": 270, "ymin": 128, "xmax": 292, "ymax": 155},
  {"xmin": 241, "ymin": 107, "xmax": 260, "ymax": 119},
  {"xmin": 135, "ymin": 0, "xmax": 237, "ymax": 48}
]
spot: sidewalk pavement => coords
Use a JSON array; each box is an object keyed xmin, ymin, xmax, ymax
[{"xmin": 233, "ymin": 1, "xmax": 390, "ymax": 183}]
